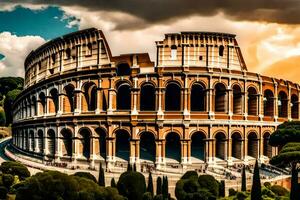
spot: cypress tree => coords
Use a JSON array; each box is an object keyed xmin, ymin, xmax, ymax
[
  {"xmin": 147, "ymin": 172, "xmax": 154, "ymax": 196},
  {"xmin": 156, "ymin": 176, "xmax": 162, "ymax": 195},
  {"xmin": 127, "ymin": 162, "xmax": 132, "ymax": 171},
  {"xmin": 251, "ymin": 160, "xmax": 261, "ymax": 200},
  {"xmin": 165, "ymin": 176, "xmax": 169, "ymax": 199},
  {"xmin": 290, "ymin": 163, "xmax": 299, "ymax": 200},
  {"xmin": 111, "ymin": 177, "xmax": 117, "ymax": 188},
  {"xmin": 133, "ymin": 163, "xmax": 137, "ymax": 172},
  {"xmin": 241, "ymin": 165, "xmax": 246, "ymax": 192},
  {"xmin": 98, "ymin": 162, "xmax": 105, "ymax": 186},
  {"xmin": 162, "ymin": 176, "xmax": 168, "ymax": 199},
  {"xmin": 219, "ymin": 180, "xmax": 225, "ymax": 197}
]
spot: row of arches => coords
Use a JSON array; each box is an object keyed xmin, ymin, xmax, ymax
[
  {"xmin": 13, "ymin": 128, "xmax": 273, "ymax": 163},
  {"xmin": 18, "ymin": 81, "xmax": 299, "ymax": 119}
]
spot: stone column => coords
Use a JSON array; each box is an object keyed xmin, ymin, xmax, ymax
[{"xmin": 274, "ymin": 83, "xmax": 278, "ymax": 121}]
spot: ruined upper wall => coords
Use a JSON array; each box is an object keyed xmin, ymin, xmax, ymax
[{"xmin": 155, "ymin": 32, "xmax": 247, "ymax": 71}]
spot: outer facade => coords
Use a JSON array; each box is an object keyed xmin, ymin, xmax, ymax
[{"xmin": 11, "ymin": 28, "xmax": 299, "ymax": 171}]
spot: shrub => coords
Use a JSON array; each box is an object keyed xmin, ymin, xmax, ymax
[
  {"xmin": 198, "ymin": 175, "xmax": 219, "ymax": 197},
  {"xmin": 181, "ymin": 171, "xmax": 198, "ymax": 180},
  {"xmin": 111, "ymin": 178, "xmax": 117, "ymax": 188},
  {"xmin": 156, "ymin": 177, "xmax": 162, "ymax": 195},
  {"xmin": 2, "ymin": 174, "xmax": 14, "ymax": 189},
  {"xmin": 236, "ymin": 191, "xmax": 248, "ymax": 200},
  {"xmin": 73, "ymin": 172, "xmax": 96, "ymax": 182},
  {"xmin": 270, "ymin": 185, "xmax": 289, "ymax": 196},
  {"xmin": 0, "ymin": 107, "xmax": 5, "ymax": 126},
  {"xmin": 263, "ymin": 182, "xmax": 271, "ymax": 189},
  {"xmin": 0, "ymin": 186, "xmax": 7, "ymax": 199},
  {"xmin": 117, "ymin": 171, "xmax": 146, "ymax": 200},
  {"xmin": 143, "ymin": 192, "xmax": 153, "ymax": 200},
  {"xmin": 219, "ymin": 180, "xmax": 225, "ymax": 197},
  {"xmin": 0, "ymin": 161, "xmax": 30, "ymax": 180},
  {"xmin": 262, "ymin": 186, "xmax": 276, "ymax": 198},
  {"xmin": 229, "ymin": 188, "xmax": 237, "ymax": 196},
  {"xmin": 153, "ymin": 194, "xmax": 163, "ymax": 200}
]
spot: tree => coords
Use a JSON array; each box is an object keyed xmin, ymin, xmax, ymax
[
  {"xmin": 147, "ymin": 172, "xmax": 154, "ymax": 196},
  {"xmin": 198, "ymin": 174, "xmax": 219, "ymax": 197},
  {"xmin": 111, "ymin": 177, "xmax": 117, "ymax": 188},
  {"xmin": 127, "ymin": 163, "xmax": 132, "ymax": 171},
  {"xmin": 117, "ymin": 171, "xmax": 146, "ymax": 200},
  {"xmin": 162, "ymin": 176, "xmax": 169, "ymax": 199},
  {"xmin": 98, "ymin": 162, "xmax": 105, "ymax": 186},
  {"xmin": 133, "ymin": 163, "xmax": 137, "ymax": 172},
  {"xmin": 241, "ymin": 165, "xmax": 246, "ymax": 191},
  {"xmin": 0, "ymin": 107, "xmax": 5, "ymax": 126},
  {"xmin": 73, "ymin": 172, "xmax": 96, "ymax": 182},
  {"xmin": 251, "ymin": 160, "xmax": 262, "ymax": 200},
  {"xmin": 2, "ymin": 174, "xmax": 14, "ymax": 189},
  {"xmin": 4, "ymin": 89, "xmax": 22, "ymax": 126},
  {"xmin": 156, "ymin": 177, "xmax": 162, "ymax": 195},
  {"xmin": 219, "ymin": 180, "xmax": 225, "ymax": 197},
  {"xmin": 290, "ymin": 163, "xmax": 299, "ymax": 200},
  {"xmin": 0, "ymin": 161, "xmax": 30, "ymax": 180}
]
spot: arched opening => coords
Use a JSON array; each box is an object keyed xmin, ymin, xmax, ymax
[
  {"xmin": 263, "ymin": 132, "xmax": 272, "ymax": 158},
  {"xmin": 140, "ymin": 83, "xmax": 156, "ymax": 111},
  {"xmin": 248, "ymin": 132, "xmax": 258, "ymax": 158},
  {"xmin": 165, "ymin": 82, "xmax": 181, "ymax": 111},
  {"xmin": 79, "ymin": 128, "xmax": 91, "ymax": 159},
  {"xmin": 117, "ymin": 63, "xmax": 131, "ymax": 76},
  {"xmin": 191, "ymin": 132, "xmax": 206, "ymax": 161},
  {"xmin": 37, "ymin": 130, "xmax": 44, "ymax": 154},
  {"xmin": 49, "ymin": 88, "xmax": 59, "ymax": 114},
  {"xmin": 248, "ymin": 87, "xmax": 258, "ymax": 115},
  {"xmin": 278, "ymin": 91, "xmax": 288, "ymax": 118},
  {"xmin": 219, "ymin": 45, "xmax": 224, "ymax": 57},
  {"xmin": 31, "ymin": 96, "xmax": 37, "ymax": 116},
  {"xmin": 291, "ymin": 94, "xmax": 299, "ymax": 119},
  {"xmin": 61, "ymin": 129, "xmax": 73, "ymax": 157},
  {"xmin": 214, "ymin": 83, "xmax": 227, "ymax": 113},
  {"xmin": 115, "ymin": 130, "xmax": 130, "ymax": 161},
  {"xmin": 215, "ymin": 132, "xmax": 226, "ymax": 160},
  {"xmin": 140, "ymin": 132, "xmax": 156, "ymax": 162},
  {"xmin": 25, "ymin": 131, "xmax": 29, "ymax": 150},
  {"xmin": 64, "ymin": 84, "xmax": 75, "ymax": 113},
  {"xmin": 191, "ymin": 83, "xmax": 206, "ymax": 111},
  {"xmin": 233, "ymin": 85, "xmax": 242, "ymax": 114},
  {"xmin": 171, "ymin": 45, "xmax": 177, "ymax": 60},
  {"xmin": 231, "ymin": 132, "xmax": 242, "ymax": 159},
  {"xmin": 95, "ymin": 128, "xmax": 107, "ymax": 159},
  {"xmin": 38, "ymin": 92, "xmax": 46, "ymax": 115},
  {"xmin": 47, "ymin": 129, "xmax": 56, "ymax": 157},
  {"xmin": 117, "ymin": 83, "xmax": 131, "ymax": 110},
  {"xmin": 29, "ymin": 130, "xmax": 35, "ymax": 151},
  {"xmin": 83, "ymin": 83, "xmax": 97, "ymax": 112},
  {"xmin": 264, "ymin": 90, "xmax": 274, "ymax": 116},
  {"xmin": 165, "ymin": 132, "xmax": 181, "ymax": 162}
]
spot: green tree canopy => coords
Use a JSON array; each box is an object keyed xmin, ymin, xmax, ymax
[
  {"xmin": 0, "ymin": 161, "xmax": 30, "ymax": 180},
  {"xmin": 4, "ymin": 89, "xmax": 22, "ymax": 126}
]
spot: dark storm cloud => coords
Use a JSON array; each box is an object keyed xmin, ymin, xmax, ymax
[{"xmin": 4, "ymin": 0, "xmax": 300, "ymax": 26}]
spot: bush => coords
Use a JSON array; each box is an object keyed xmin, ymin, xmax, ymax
[
  {"xmin": 263, "ymin": 182, "xmax": 271, "ymax": 189},
  {"xmin": 0, "ymin": 186, "xmax": 7, "ymax": 199},
  {"xmin": 198, "ymin": 175, "xmax": 219, "ymax": 197},
  {"xmin": 73, "ymin": 172, "xmax": 96, "ymax": 182},
  {"xmin": 143, "ymin": 192, "xmax": 153, "ymax": 200},
  {"xmin": 228, "ymin": 188, "xmax": 237, "ymax": 196},
  {"xmin": 262, "ymin": 186, "xmax": 276, "ymax": 198},
  {"xmin": 0, "ymin": 161, "xmax": 30, "ymax": 180},
  {"xmin": 181, "ymin": 171, "xmax": 198, "ymax": 180},
  {"xmin": 270, "ymin": 185, "xmax": 289, "ymax": 196},
  {"xmin": 153, "ymin": 194, "xmax": 163, "ymax": 200},
  {"xmin": 0, "ymin": 107, "xmax": 6, "ymax": 126},
  {"xmin": 2, "ymin": 174, "xmax": 14, "ymax": 189},
  {"xmin": 117, "ymin": 171, "xmax": 146, "ymax": 200},
  {"xmin": 236, "ymin": 191, "xmax": 248, "ymax": 200}
]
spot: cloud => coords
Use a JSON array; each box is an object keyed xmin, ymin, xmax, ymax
[
  {"xmin": 2, "ymin": 0, "xmax": 300, "ymax": 28},
  {"xmin": 0, "ymin": 32, "xmax": 45, "ymax": 77}
]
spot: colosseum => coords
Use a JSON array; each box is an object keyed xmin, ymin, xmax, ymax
[{"xmin": 10, "ymin": 28, "xmax": 299, "ymax": 172}]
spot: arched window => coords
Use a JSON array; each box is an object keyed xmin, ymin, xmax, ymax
[
  {"xmin": 95, "ymin": 128, "xmax": 107, "ymax": 159},
  {"xmin": 291, "ymin": 94, "xmax": 299, "ymax": 119},
  {"xmin": 117, "ymin": 83, "xmax": 131, "ymax": 110},
  {"xmin": 83, "ymin": 83, "xmax": 97, "ymax": 112},
  {"xmin": 37, "ymin": 130, "xmax": 44, "ymax": 154},
  {"xmin": 79, "ymin": 128, "xmax": 91, "ymax": 159},
  {"xmin": 233, "ymin": 85, "xmax": 242, "ymax": 114},
  {"xmin": 140, "ymin": 132, "xmax": 156, "ymax": 162},
  {"xmin": 191, "ymin": 83, "xmax": 206, "ymax": 111},
  {"xmin": 29, "ymin": 130, "xmax": 35, "ymax": 151},
  {"xmin": 31, "ymin": 96, "xmax": 37, "ymax": 116},
  {"xmin": 214, "ymin": 83, "xmax": 227, "ymax": 113},
  {"xmin": 64, "ymin": 84, "xmax": 75, "ymax": 113},
  {"xmin": 49, "ymin": 88, "xmax": 59, "ymax": 114},
  {"xmin": 264, "ymin": 90, "xmax": 274, "ymax": 116},
  {"xmin": 248, "ymin": 132, "xmax": 258, "ymax": 158},
  {"xmin": 165, "ymin": 132, "xmax": 181, "ymax": 162},
  {"xmin": 140, "ymin": 83, "xmax": 156, "ymax": 111},
  {"xmin": 215, "ymin": 132, "xmax": 226, "ymax": 160},
  {"xmin": 165, "ymin": 82, "xmax": 181, "ymax": 111},
  {"xmin": 248, "ymin": 87, "xmax": 258, "ymax": 115},
  {"xmin": 278, "ymin": 91, "xmax": 288, "ymax": 118},
  {"xmin": 115, "ymin": 130, "xmax": 130, "ymax": 161},
  {"xmin": 117, "ymin": 63, "xmax": 131, "ymax": 76},
  {"xmin": 231, "ymin": 132, "xmax": 242, "ymax": 159},
  {"xmin": 38, "ymin": 92, "xmax": 46, "ymax": 115},
  {"xmin": 65, "ymin": 48, "xmax": 71, "ymax": 59},
  {"xmin": 263, "ymin": 132, "xmax": 272, "ymax": 158},
  {"xmin": 219, "ymin": 45, "xmax": 224, "ymax": 57},
  {"xmin": 191, "ymin": 132, "xmax": 206, "ymax": 161},
  {"xmin": 86, "ymin": 43, "xmax": 92, "ymax": 56},
  {"xmin": 47, "ymin": 129, "xmax": 56, "ymax": 157},
  {"xmin": 61, "ymin": 129, "xmax": 73, "ymax": 157}
]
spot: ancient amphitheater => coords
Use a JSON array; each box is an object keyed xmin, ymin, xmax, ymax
[{"xmin": 10, "ymin": 28, "xmax": 299, "ymax": 172}]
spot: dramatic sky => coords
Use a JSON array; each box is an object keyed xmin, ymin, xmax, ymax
[{"xmin": 1, "ymin": 1, "xmax": 300, "ymax": 82}]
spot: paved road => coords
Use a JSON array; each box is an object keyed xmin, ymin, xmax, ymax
[{"xmin": 0, "ymin": 137, "xmax": 12, "ymax": 163}]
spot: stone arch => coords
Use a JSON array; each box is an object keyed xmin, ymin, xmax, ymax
[
  {"xmin": 31, "ymin": 95, "xmax": 37, "ymax": 116},
  {"xmin": 140, "ymin": 83, "xmax": 156, "ymax": 111},
  {"xmin": 215, "ymin": 132, "xmax": 226, "ymax": 160},
  {"xmin": 37, "ymin": 129, "xmax": 44, "ymax": 154},
  {"xmin": 278, "ymin": 91, "xmax": 288, "ymax": 118},
  {"xmin": 140, "ymin": 131, "xmax": 156, "ymax": 162},
  {"xmin": 115, "ymin": 129, "xmax": 130, "ymax": 161},
  {"xmin": 47, "ymin": 129, "xmax": 56, "ymax": 157},
  {"xmin": 231, "ymin": 132, "xmax": 242, "ymax": 159},
  {"xmin": 291, "ymin": 94, "xmax": 299, "ymax": 119},
  {"xmin": 95, "ymin": 127, "xmax": 107, "ymax": 159},
  {"xmin": 165, "ymin": 82, "xmax": 181, "ymax": 111},
  {"xmin": 247, "ymin": 132, "xmax": 258, "ymax": 158},
  {"xmin": 191, "ymin": 82, "xmax": 206, "ymax": 111},
  {"xmin": 116, "ymin": 62, "xmax": 131, "ymax": 76},
  {"xmin": 117, "ymin": 82, "xmax": 131, "ymax": 110},
  {"xmin": 264, "ymin": 89, "xmax": 274, "ymax": 116},
  {"xmin": 49, "ymin": 88, "xmax": 59, "ymax": 114},
  {"xmin": 263, "ymin": 132, "xmax": 272, "ymax": 158},
  {"xmin": 248, "ymin": 87, "xmax": 258, "ymax": 115},
  {"xmin": 214, "ymin": 83, "xmax": 227, "ymax": 113},
  {"xmin": 191, "ymin": 131, "xmax": 206, "ymax": 161},
  {"xmin": 82, "ymin": 82, "xmax": 97, "ymax": 112},
  {"xmin": 29, "ymin": 130, "xmax": 35, "ymax": 151},
  {"xmin": 61, "ymin": 128, "xmax": 73, "ymax": 157},
  {"xmin": 63, "ymin": 84, "xmax": 75, "ymax": 113},
  {"xmin": 165, "ymin": 132, "xmax": 181, "ymax": 162},
  {"xmin": 38, "ymin": 92, "xmax": 46, "ymax": 115},
  {"xmin": 232, "ymin": 84, "xmax": 243, "ymax": 114},
  {"xmin": 78, "ymin": 128, "xmax": 92, "ymax": 159}
]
